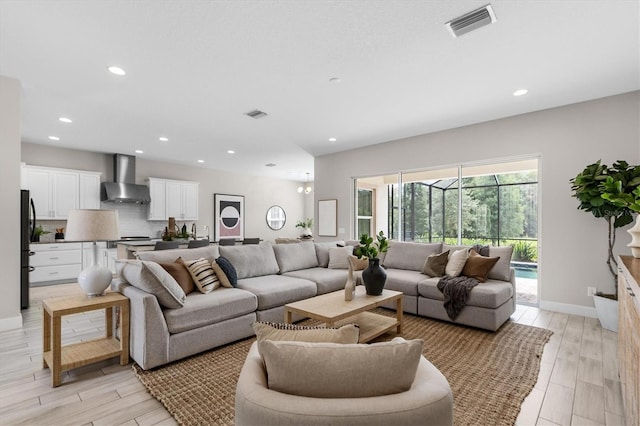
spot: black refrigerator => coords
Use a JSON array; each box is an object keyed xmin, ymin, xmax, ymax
[{"xmin": 21, "ymin": 190, "xmax": 35, "ymax": 309}]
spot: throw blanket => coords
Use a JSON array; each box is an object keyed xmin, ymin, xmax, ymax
[{"xmin": 437, "ymin": 276, "xmax": 480, "ymax": 320}]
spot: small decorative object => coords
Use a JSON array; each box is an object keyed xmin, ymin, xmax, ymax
[
  {"xmin": 345, "ymin": 257, "xmax": 356, "ymax": 301},
  {"xmin": 295, "ymin": 218, "xmax": 313, "ymax": 238},
  {"xmin": 628, "ymin": 216, "xmax": 640, "ymax": 258},
  {"xmin": 65, "ymin": 209, "xmax": 120, "ymax": 296},
  {"xmin": 31, "ymin": 225, "xmax": 50, "ymax": 242},
  {"xmin": 55, "ymin": 227, "xmax": 65, "ymax": 241},
  {"xmin": 354, "ymin": 231, "xmax": 389, "ymax": 295}
]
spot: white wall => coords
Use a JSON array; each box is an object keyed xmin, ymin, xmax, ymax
[
  {"xmin": 314, "ymin": 91, "xmax": 640, "ymax": 313},
  {"xmin": 0, "ymin": 76, "xmax": 22, "ymax": 331},
  {"xmin": 21, "ymin": 144, "xmax": 307, "ymax": 242}
]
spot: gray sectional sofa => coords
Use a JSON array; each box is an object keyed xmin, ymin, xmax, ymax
[{"xmin": 113, "ymin": 240, "xmax": 515, "ymax": 369}]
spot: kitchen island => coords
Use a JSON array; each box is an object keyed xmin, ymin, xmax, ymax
[{"xmin": 116, "ymin": 240, "xmax": 211, "ymax": 259}]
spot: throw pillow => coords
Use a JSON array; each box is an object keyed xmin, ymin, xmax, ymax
[
  {"xmin": 487, "ymin": 246, "xmax": 514, "ymax": 281},
  {"xmin": 445, "ymin": 248, "xmax": 470, "ymax": 277},
  {"xmin": 252, "ymin": 322, "xmax": 360, "ymax": 345},
  {"xmin": 462, "ymin": 249, "xmax": 500, "ymax": 283},
  {"xmin": 211, "ymin": 262, "xmax": 232, "ymax": 288},
  {"xmin": 159, "ymin": 259, "xmax": 195, "ymax": 294},
  {"xmin": 421, "ymin": 250, "xmax": 450, "ymax": 277},
  {"xmin": 116, "ymin": 260, "xmax": 186, "ymax": 308},
  {"xmin": 259, "ymin": 337, "xmax": 423, "ymax": 398},
  {"xmin": 348, "ymin": 254, "xmax": 369, "ymax": 271},
  {"xmin": 215, "ymin": 256, "xmax": 238, "ymax": 286},
  {"xmin": 327, "ymin": 246, "xmax": 353, "ymax": 269},
  {"xmin": 182, "ymin": 257, "xmax": 220, "ymax": 293}
]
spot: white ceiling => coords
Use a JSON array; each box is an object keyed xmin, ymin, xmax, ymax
[{"xmin": 1, "ymin": 1, "xmax": 638, "ymax": 182}]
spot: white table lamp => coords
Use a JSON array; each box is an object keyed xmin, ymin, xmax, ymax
[{"xmin": 65, "ymin": 209, "xmax": 120, "ymax": 296}]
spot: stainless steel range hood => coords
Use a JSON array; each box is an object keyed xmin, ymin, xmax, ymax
[{"xmin": 101, "ymin": 154, "xmax": 151, "ymax": 204}]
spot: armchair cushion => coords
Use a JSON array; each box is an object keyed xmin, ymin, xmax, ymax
[
  {"xmin": 258, "ymin": 337, "xmax": 423, "ymax": 398},
  {"xmin": 253, "ymin": 322, "xmax": 360, "ymax": 345}
]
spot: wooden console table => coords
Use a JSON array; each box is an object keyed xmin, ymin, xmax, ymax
[{"xmin": 42, "ymin": 292, "xmax": 129, "ymax": 387}]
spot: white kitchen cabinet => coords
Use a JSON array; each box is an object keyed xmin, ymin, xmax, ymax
[
  {"xmin": 148, "ymin": 177, "xmax": 198, "ymax": 221},
  {"xmin": 30, "ymin": 243, "xmax": 82, "ymax": 284},
  {"xmin": 106, "ymin": 248, "xmax": 118, "ymax": 274},
  {"xmin": 22, "ymin": 165, "xmax": 101, "ymax": 219}
]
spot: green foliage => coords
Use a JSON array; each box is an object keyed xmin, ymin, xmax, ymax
[
  {"xmin": 354, "ymin": 231, "xmax": 388, "ymax": 260},
  {"xmin": 512, "ymin": 241, "xmax": 537, "ymax": 262},
  {"xmin": 33, "ymin": 225, "xmax": 50, "ymax": 236},
  {"xmin": 295, "ymin": 218, "xmax": 313, "ymax": 228}
]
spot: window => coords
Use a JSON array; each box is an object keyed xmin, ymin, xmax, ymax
[{"xmin": 357, "ymin": 188, "xmax": 373, "ymax": 237}]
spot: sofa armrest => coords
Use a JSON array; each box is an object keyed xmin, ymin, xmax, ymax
[
  {"xmin": 509, "ymin": 268, "xmax": 516, "ymax": 311},
  {"xmin": 111, "ymin": 279, "xmax": 170, "ymax": 370}
]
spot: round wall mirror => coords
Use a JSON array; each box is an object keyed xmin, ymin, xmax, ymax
[{"xmin": 266, "ymin": 205, "xmax": 286, "ymax": 230}]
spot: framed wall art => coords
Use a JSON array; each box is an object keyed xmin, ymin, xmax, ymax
[
  {"xmin": 214, "ymin": 193, "xmax": 245, "ymax": 241},
  {"xmin": 318, "ymin": 199, "xmax": 337, "ymax": 237}
]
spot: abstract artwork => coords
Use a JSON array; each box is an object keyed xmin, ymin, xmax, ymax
[{"xmin": 214, "ymin": 194, "xmax": 244, "ymax": 241}]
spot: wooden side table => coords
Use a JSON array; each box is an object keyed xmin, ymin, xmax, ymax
[{"xmin": 42, "ymin": 292, "xmax": 129, "ymax": 387}]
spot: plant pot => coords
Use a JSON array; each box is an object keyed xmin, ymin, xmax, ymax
[
  {"xmin": 362, "ymin": 258, "xmax": 387, "ymax": 296},
  {"xmin": 31, "ymin": 234, "xmax": 40, "ymax": 243},
  {"xmin": 593, "ymin": 294, "xmax": 618, "ymax": 332}
]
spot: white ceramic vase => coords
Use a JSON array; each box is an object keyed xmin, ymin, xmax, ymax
[{"xmin": 627, "ymin": 215, "xmax": 640, "ymax": 258}]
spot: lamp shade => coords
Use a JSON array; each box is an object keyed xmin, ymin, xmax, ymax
[{"xmin": 65, "ymin": 209, "xmax": 120, "ymax": 242}]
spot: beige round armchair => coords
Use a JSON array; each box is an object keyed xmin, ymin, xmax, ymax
[{"xmin": 235, "ymin": 341, "xmax": 453, "ymax": 426}]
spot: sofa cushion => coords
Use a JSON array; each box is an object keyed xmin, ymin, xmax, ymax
[
  {"xmin": 116, "ymin": 260, "xmax": 186, "ymax": 308},
  {"xmin": 488, "ymin": 246, "xmax": 514, "ymax": 281},
  {"xmin": 284, "ymin": 267, "xmax": 350, "ymax": 295},
  {"xmin": 383, "ymin": 242, "xmax": 442, "ymax": 271},
  {"xmin": 236, "ymin": 275, "xmax": 317, "ymax": 310},
  {"xmin": 253, "ymin": 322, "xmax": 360, "ymax": 344},
  {"xmin": 159, "ymin": 260, "xmax": 195, "ymax": 294},
  {"xmin": 182, "ymin": 258, "xmax": 220, "ymax": 293},
  {"xmin": 314, "ymin": 242, "xmax": 343, "ymax": 267},
  {"xmin": 462, "ymin": 249, "xmax": 500, "ymax": 283},
  {"xmin": 259, "ymin": 337, "xmax": 423, "ymax": 398},
  {"xmin": 273, "ymin": 241, "xmax": 318, "ymax": 273},
  {"xmin": 445, "ymin": 248, "xmax": 469, "ymax": 277},
  {"xmin": 328, "ymin": 246, "xmax": 353, "ymax": 269},
  {"xmin": 384, "ymin": 268, "xmax": 427, "ymax": 296},
  {"xmin": 418, "ymin": 277, "xmax": 513, "ymax": 309},
  {"xmin": 421, "ymin": 250, "xmax": 449, "ymax": 277},
  {"xmin": 163, "ymin": 288, "xmax": 258, "ymax": 334},
  {"xmin": 136, "ymin": 245, "xmax": 219, "ymax": 263},
  {"xmin": 219, "ymin": 244, "xmax": 280, "ymax": 279}
]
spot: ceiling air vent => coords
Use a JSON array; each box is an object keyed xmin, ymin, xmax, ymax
[
  {"xmin": 245, "ymin": 109, "xmax": 268, "ymax": 119},
  {"xmin": 445, "ymin": 4, "xmax": 497, "ymax": 38}
]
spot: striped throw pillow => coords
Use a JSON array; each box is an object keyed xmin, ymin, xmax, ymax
[{"xmin": 183, "ymin": 258, "xmax": 219, "ymax": 293}]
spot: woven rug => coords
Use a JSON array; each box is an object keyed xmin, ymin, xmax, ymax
[{"xmin": 133, "ymin": 309, "xmax": 552, "ymax": 426}]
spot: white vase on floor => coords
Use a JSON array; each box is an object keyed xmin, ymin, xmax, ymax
[{"xmin": 593, "ymin": 294, "xmax": 618, "ymax": 332}]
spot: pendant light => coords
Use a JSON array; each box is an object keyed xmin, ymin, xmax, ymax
[{"xmin": 298, "ymin": 173, "xmax": 312, "ymax": 194}]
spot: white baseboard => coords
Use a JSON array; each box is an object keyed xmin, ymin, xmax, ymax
[
  {"xmin": 539, "ymin": 300, "xmax": 597, "ymax": 318},
  {"xmin": 0, "ymin": 314, "xmax": 23, "ymax": 332}
]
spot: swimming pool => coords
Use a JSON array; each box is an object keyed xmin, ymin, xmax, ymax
[{"xmin": 512, "ymin": 263, "xmax": 538, "ymax": 280}]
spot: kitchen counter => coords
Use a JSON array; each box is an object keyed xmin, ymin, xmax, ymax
[{"xmin": 116, "ymin": 239, "xmax": 211, "ymax": 259}]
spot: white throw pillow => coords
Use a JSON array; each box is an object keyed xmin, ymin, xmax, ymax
[
  {"xmin": 445, "ymin": 248, "xmax": 470, "ymax": 277},
  {"xmin": 327, "ymin": 246, "xmax": 353, "ymax": 269}
]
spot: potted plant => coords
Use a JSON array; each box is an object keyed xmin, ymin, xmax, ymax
[
  {"xmin": 31, "ymin": 225, "xmax": 50, "ymax": 242},
  {"xmin": 354, "ymin": 231, "xmax": 389, "ymax": 295},
  {"xmin": 295, "ymin": 218, "xmax": 313, "ymax": 238},
  {"xmin": 570, "ymin": 160, "xmax": 640, "ymax": 331}
]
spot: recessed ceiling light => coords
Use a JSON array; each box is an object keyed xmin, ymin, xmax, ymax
[
  {"xmin": 197, "ymin": 159, "xmax": 204, "ymax": 163},
  {"xmin": 135, "ymin": 149, "xmax": 143, "ymax": 154},
  {"xmin": 48, "ymin": 136, "xmax": 60, "ymax": 141},
  {"xmin": 227, "ymin": 150, "xmax": 235, "ymax": 154},
  {"xmin": 158, "ymin": 137, "xmax": 168, "ymax": 142},
  {"xmin": 328, "ymin": 137, "xmax": 337, "ymax": 142},
  {"xmin": 513, "ymin": 89, "xmax": 528, "ymax": 97},
  {"xmin": 58, "ymin": 117, "xmax": 72, "ymax": 123},
  {"xmin": 107, "ymin": 66, "xmax": 126, "ymax": 76},
  {"xmin": 329, "ymin": 77, "xmax": 341, "ymax": 84}
]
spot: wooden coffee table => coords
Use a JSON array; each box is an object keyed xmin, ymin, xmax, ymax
[{"xmin": 284, "ymin": 286, "xmax": 403, "ymax": 343}]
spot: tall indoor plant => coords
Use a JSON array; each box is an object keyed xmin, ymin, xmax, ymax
[
  {"xmin": 354, "ymin": 231, "xmax": 389, "ymax": 295},
  {"xmin": 570, "ymin": 160, "xmax": 640, "ymax": 331}
]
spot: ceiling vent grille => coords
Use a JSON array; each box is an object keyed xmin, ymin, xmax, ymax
[
  {"xmin": 445, "ymin": 4, "xmax": 496, "ymax": 38},
  {"xmin": 245, "ymin": 109, "xmax": 268, "ymax": 119}
]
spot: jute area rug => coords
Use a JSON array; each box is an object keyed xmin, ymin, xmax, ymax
[{"xmin": 133, "ymin": 309, "xmax": 552, "ymax": 426}]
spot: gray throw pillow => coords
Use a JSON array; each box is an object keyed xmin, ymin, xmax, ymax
[{"xmin": 116, "ymin": 260, "xmax": 186, "ymax": 308}]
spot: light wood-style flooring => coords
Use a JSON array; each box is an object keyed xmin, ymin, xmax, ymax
[{"xmin": 0, "ymin": 284, "xmax": 625, "ymax": 426}]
